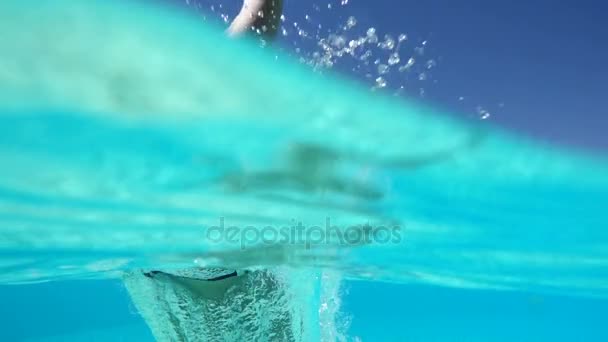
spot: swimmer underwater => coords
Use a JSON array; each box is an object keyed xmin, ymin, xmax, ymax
[{"xmin": 121, "ymin": 1, "xmax": 320, "ymax": 341}]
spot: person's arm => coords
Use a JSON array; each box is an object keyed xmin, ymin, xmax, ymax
[{"xmin": 227, "ymin": 0, "xmax": 283, "ymax": 40}]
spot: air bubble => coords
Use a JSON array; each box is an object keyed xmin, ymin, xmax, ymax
[
  {"xmin": 477, "ymin": 106, "xmax": 491, "ymax": 120},
  {"xmin": 388, "ymin": 53, "xmax": 400, "ymax": 65},
  {"xmin": 328, "ymin": 34, "xmax": 346, "ymax": 49},
  {"xmin": 399, "ymin": 57, "xmax": 415, "ymax": 71},
  {"xmin": 346, "ymin": 16, "xmax": 357, "ymax": 29},
  {"xmin": 379, "ymin": 35, "xmax": 395, "ymax": 50},
  {"xmin": 375, "ymin": 77, "xmax": 387, "ymax": 88},
  {"xmin": 360, "ymin": 50, "xmax": 372, "ymax": 61},
  {"xmin": 378, "ymin": 64, "xmax": 389, "ymax": 74}
]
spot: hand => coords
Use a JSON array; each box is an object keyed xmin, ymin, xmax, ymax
[{"xmin": 227, "ymin": 0, "xmax": 283, "ymax": 40}]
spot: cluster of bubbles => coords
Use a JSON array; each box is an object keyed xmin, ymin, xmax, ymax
[
  {"xmin": 183, "ymin": 0, "xmax": 495, "ymax": 120},
  {"xmin": 277, "ymin": 6, "xmax": 438, "ymax": 97}
]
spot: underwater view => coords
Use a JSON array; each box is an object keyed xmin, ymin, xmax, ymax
[{"xmin": 1, "ymin": 0, "xmax": 607, "ymax": 341}]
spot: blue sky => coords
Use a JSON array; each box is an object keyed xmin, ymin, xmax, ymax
[
  {"xmin": 180, "ymin": 0, "xmax": 607, "ymax": 153},
  {"xmin": 346, "ymin": 0, "xmax": 608, "ymax": 153}
]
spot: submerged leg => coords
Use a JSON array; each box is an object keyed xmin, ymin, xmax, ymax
[{"xmin": 124, "ymin": 268, "xmax": 300, "ymax": 341}]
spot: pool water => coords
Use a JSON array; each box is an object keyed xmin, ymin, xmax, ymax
[
  {"xmin": 2, "ymin": 279, "xmax": 608, "ymax": 341},
  {"xmin": 1, "ymin": 0, "xmax": 607, "ymax": 341}
]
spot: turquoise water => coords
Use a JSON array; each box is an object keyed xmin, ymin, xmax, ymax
[
  {"xmin": 1, "ymin": 0, "xmax": 608, "ymax": 340},
  {"xmin": 3, "ymin": 280, "xmax": 608, "ymax": 340}
]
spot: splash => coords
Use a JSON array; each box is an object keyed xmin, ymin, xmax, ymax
[
  {"xmin": 123, "ymin": 267, "xmax": 346, "ymax": 341},
  {"xmin": 275, "ymin": 9, "xmax": 437, "ymax": 97},
  {"xmin": 187, "ymin": 0, "xmax": 508, "ymax": 121},
  {"xmin": 184, "ymin": 0, "xmax": 437, "ymax": 96}
]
